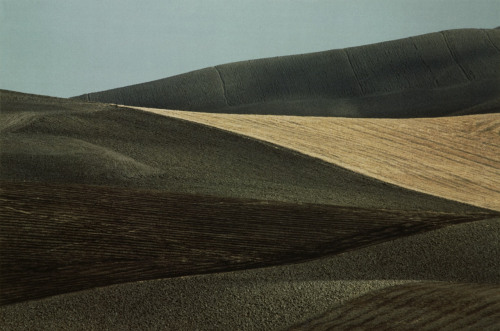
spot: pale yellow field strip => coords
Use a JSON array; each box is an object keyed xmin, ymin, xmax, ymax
[{"xmin": 126, "ymin": 106, "xmax": 500, "ymax": 211}]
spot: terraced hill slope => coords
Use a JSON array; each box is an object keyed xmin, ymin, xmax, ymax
[
  {"xmin": 133, "ymin": 107, "xmax": 500, "ymax": 211},
  {"xmin": 75, "ymin": 29, "xmax": 500, "ymax": 117}
]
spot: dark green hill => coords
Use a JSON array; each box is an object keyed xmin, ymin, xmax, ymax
[{"xmin": 75, "ymin": 29, "xmax": 500, "ymax": 117}]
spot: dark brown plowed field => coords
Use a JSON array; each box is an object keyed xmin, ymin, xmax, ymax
[
  {"xmin": 1, "ymin": 181, "xmax": 495, "ymax": 305},
  {"xmin": 1, "ymin": 218, "xmax": 498, "ymax": 330},
  {"xmin": 290, "ymin": 282, "xmax": 500, "ymax": 330}
]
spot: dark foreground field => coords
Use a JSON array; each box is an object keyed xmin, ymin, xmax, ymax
[
  {"xmin": 1, "ymin": 181, "xmax": 496, "ymax": 305},
  {"xmin": 2, "ymin": 218, "xmax": 499, "ymax": 329}
]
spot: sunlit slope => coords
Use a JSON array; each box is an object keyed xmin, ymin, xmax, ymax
[
  {"xmin": 2, "ymin": 90, "xmax": 486, "ymax": 213},
  {"xmin": 75, "ymin": 29, "xmax": 500, "ymax": 117},
  {"xmin": 132, "ymin": 107, "xmax": 500, "ymax": 211}
]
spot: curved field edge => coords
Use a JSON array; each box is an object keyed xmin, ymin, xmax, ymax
[
  {"xmin": 1, "ymin": 181, "xmax": 496, "ymax": 305},
  {"xmin": 1, "ymin": 218, "xmax": 498, "ymax": 330},
  {"xmin": 289, "ymin": 282, "xmax": 500, "ymax": 330},
  {"xmin": 75, "ymin": 29, "xmax": 500, "ymax": 118},
  {"xmin": 129, "ymin": 106, "xmax": 500, "ymax": 211}
]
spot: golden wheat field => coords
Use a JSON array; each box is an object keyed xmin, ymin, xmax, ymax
[{"xmin": 128, "ymin": 106, "xmax": 500, "ymax": 211}]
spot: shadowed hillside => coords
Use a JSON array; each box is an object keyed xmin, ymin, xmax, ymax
[
  {"xmin": 1, "ymin": 89, "xmax": 485, "ymax": 213},
  {"xmin": 75, "ymin": 29, "xmax": 500, "ymax": 117}
]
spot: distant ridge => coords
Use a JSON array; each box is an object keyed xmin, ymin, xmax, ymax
[{"xmin": 75, "ymin": 29, "xmax": 500, "ymax": 117}]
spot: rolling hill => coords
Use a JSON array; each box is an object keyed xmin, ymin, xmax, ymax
[
  {"xmin": 75, "ymin": 28, "xmax": 500, "ymax": 117},
  {"xmin": 131, "ymin": 106, "xmax": 500, "ymax": 211},
  {"xmin": 1, "ymin": 89, "xmax": 484, "ymax": 212},
  {"xmin": 1, "ymin": 27, "xmax": 500, "ymax": 330}
]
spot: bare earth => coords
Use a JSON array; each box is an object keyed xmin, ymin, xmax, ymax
[{"xmin": 128, "ymin": 106, "xmax": 500, "ymax": 211}]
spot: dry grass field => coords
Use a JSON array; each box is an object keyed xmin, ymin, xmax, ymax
[{"xmin": 131, "ymin": 106, "xmax": 500, "ymax": 211}]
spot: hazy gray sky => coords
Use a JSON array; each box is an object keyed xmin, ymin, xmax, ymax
[{"xmin": 1, "ymin": 0, "xmax": 499, "ymax": 97}]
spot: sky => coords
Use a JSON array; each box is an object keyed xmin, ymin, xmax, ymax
[{"xmin": 1, "ymin": 0, "xmax": 499, "ymax": 98}]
